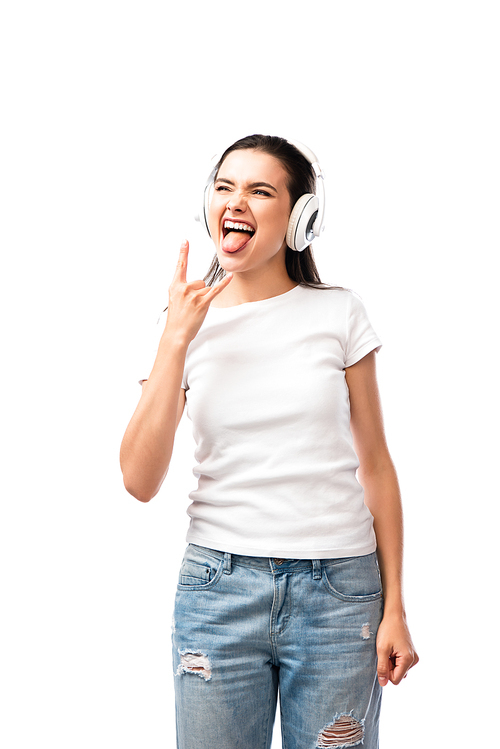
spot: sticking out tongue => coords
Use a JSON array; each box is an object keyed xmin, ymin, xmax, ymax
[{"xmin": 221, "ymin": 230, "xmax": 253, "ymax": 253}]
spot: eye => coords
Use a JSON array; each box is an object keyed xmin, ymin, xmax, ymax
[
  {"xmin": 215, "ymin": 185, "xmax": 230, "ymax": 192},
  {"xmin": 254, "ymin": 189, "xmax": 272, "ymax": 196}
]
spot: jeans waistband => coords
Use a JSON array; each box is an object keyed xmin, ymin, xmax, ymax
[{"xmin": 189, "ymin": 544, "xmax": 327, "ymax": 578}]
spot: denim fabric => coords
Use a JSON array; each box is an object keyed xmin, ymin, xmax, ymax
[{"xmin": 172, "ymin": 544, "xmax": 384, "ymax": 749}]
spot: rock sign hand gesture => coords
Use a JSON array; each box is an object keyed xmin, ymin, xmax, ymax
[{"xmin": 165, "ymin": 240, "xmax": 233, "ymax": 345}]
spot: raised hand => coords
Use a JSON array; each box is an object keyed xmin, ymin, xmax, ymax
[{"xmin": 165, "ymin": 240, "xmax": 232, "ymax": 345}]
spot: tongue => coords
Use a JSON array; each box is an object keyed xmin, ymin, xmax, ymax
[{"xmin": 221, "ymin": 231, "xmax": 252, "ymax": 253}]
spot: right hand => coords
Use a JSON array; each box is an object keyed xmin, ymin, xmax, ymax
[{"xmin": 164, "ymin": 240, "xmax": 233, "ymax": 344}]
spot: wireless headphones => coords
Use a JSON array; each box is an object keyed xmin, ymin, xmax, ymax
[{"xmin": 196, "ymin": 138, "xmax": 325, "ymax": 252}]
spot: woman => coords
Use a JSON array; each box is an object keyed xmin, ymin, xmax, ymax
[{"xmin": 120, "ymin": 134, "xmax": 418, "ymax": 749}]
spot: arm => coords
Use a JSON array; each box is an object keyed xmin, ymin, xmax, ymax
[
  {"xmin": 119, "ymin": 336, "xmax": 188, "ymax": 503},
  {"xmin": 345, "ymin": 351, "xmax": 418, "ymax": 685},
  {"xmin": 119, "ymin": 240, "xmax": 232, "ymax": 502}
]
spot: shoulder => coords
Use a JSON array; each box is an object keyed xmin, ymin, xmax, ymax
[
  {"xmin": 294, "ymin": 284, "xmax": 362, "ymax": 313},
  {"xmin": 295, "ymin": 283, "xmax": 351, "ymax": 299}
]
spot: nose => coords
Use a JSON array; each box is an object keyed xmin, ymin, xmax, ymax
[{"xmin": 226, "ymin": 190, "xmax": 247, "ymax": 213}]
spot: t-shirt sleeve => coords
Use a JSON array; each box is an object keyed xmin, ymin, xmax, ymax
[{"xmin": 344, "ymin": 292, "xmax": 382, "ymax": 368}]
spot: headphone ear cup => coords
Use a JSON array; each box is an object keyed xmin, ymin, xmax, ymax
[{"xmin": 286, "ymin": 194, "xmax": 319, "ymax": 252}]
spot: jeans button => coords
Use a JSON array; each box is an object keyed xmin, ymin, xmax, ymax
[{"xmin": 274, "ymin": 558, "xmax": 284, "ymax": 565}]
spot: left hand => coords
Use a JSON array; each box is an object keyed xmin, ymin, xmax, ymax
[{"xmin": 376, "ymin": 612, "xmax": 419, "ymax": 686}]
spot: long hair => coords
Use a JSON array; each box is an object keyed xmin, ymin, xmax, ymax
[{"xmin": 203, "ymin": 134, "xmax": 337, "ymax": 290}]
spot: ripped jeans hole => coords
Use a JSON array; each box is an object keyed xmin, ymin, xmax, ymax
[
  {"xmin": 360, "ymin": 623, "xmax": 371, "ymax": 640},
  {"xmin": 317, "ymin": 714, "xmax": 364, "ymax": 748},
  {"xmin": 176, "ymin": 651, "xmax": 212, "ymax": 681}
]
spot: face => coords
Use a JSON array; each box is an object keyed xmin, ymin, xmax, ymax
[{"xmin": 207, "ymin": 149, "xmax": 292, "ymax": 276}]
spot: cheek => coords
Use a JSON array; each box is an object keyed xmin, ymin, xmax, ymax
[
  {"xmin": 271, "ymin": 212, "xmax": 290, "ymax": 247},
  {"xmin": 208, "ymin": 218, "xmax": 217, "ymax": 241},
  {"xmin": 207, "ymin": 205, "xmax": 220, "ymax": 241}
]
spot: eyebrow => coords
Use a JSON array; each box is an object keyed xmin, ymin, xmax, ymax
[{"xmin": 214, "ymin": 177, "xmax": 278, "ymax": 193}]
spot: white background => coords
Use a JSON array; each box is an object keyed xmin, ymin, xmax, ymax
[{"xmin": 1, "ymin": 1, "xmax": 498, "ymax": 746}]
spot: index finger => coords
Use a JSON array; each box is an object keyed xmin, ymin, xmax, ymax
[{"xmin": 174, "ymin": 240, "xmax": 189, "ymax": 283}]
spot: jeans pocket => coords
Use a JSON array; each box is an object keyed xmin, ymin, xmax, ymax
[
  {"xmin": 321, "ymin": 553, "xmax": 383, "ymax": 603},
  {"xmin": 177, "ymin": 545, "xmax": 224, "ymax": 591}
]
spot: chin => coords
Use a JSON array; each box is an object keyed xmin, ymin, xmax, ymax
[{"xmin": 216, "ymin": 252, "xmax": 235, "ymax": 273}]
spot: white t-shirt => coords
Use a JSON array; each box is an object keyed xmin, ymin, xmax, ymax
[{"xmin": 142, "ymin": 284, "xmax": 382, "ymax": 559}]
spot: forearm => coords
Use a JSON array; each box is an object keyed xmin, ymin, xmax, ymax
[
  {"xmin": 345, "ymin": 352, "xmax": 418, "ymax": 683},
  {"xmin": 120, "ymin": 239, "xmax": 233, "ymax": 502},
  {"xmin": 119, "ymin": 329, "xmax": 188, "ymax": 502},
  {"xmin": 358, "ymin": 458, "xmax": 406, "ymax": 615}
]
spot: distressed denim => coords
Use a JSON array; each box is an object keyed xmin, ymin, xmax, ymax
[{"xmin": 172, "ymin": 544, "xmax": 384, "ymax": 749}]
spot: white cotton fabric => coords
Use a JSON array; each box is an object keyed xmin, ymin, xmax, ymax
[{"xmin": 150, "ymin": 284, "xmax": 382, "ymax": 559}]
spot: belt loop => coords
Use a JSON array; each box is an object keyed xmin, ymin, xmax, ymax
[
  {"xmin": 312, "ymin": 559, "xmax": 322, "ymax": 580},
  {"xmin": 223, "ymin": 552, "xmax": 232, "ymax": 575}
]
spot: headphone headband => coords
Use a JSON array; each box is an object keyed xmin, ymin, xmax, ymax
[{"xmin": 196, "ymin": 137, "xmax": 325, "ymax": 252}]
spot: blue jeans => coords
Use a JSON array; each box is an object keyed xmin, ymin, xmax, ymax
[{"xmin": 172, "ymin": 544, "xmax": 384, "ymax": 749}]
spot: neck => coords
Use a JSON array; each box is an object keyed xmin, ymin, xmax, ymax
[{"xmin": 212, "ymin": 263, "xmax": 297, "ymax": 308}]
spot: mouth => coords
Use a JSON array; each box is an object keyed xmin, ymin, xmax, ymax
[{"xmin": 221, "ymin": 219, "xmax": 256, "ymax": 253}]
